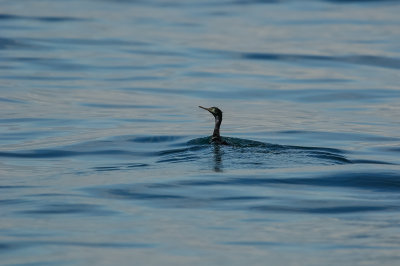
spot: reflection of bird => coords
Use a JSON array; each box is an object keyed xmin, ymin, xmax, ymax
[{"xmin": 199, "ymin": 106, "xmax": 228, "ymax": 145}]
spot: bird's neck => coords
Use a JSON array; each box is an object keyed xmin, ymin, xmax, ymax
[{"xmin": 212, "ymin": 117, "xmax": 222, "ymax": 140}]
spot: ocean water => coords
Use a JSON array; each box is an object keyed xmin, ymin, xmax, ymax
[{"xmin": 1, "ymin": 0, "xmax": 400, "ymax": 265}]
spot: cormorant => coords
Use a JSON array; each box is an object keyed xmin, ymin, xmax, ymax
[{"xmin": 199, "ymin": 106, "xmax": 228, "ymax": 145}]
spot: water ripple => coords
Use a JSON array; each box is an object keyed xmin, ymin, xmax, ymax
[
  {"xmin": 176, "ymin": 171, "xmax": 400, "ymax": 191},
  {"xmin": 0, "ymin": 240, "xmax": 154, "ymax": 251},
  {"xmin": 0, "ymin": 135, "xmax": 391, "ymax": 170},
  {"xmin": 19, "ymin": 203, "xmax": 115, "ymax": 216},
  {"xmin": 131, "ymin": 135, "xmax": 185, "ymax": 143},
  {"xmin": 0, "ymin": 13, "xmax": 87, "ymax": 22},
  {"xmin": 0, "ymin": 149, "xmax": 146, "ymax": 158},
  {"xmin": 242, "ymin": 53, "xmax": 400, "ymax": 70},
  {"xmin": 93, "ymin": 163, "xmax": 149, "ymax": 172},
  {"xmin": 0, "ymin": 37, "xmax": 33, "ymax": 50},
  {"xmin": 199, "ymin": 49, "xmax": 400, "ymax": 70},
  {"xmin": 87, "ymin": 169, "xmax": 400, "ymax": 214},
  {"xmin": 251, "ymin": 205, "xmax": 395, "ymax": 214},
  {"xmin": 26, "ymin": 37, "xmax": 147, "ymax": 47}
]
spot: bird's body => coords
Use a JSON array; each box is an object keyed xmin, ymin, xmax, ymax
[{"xmin": 199, "ymin": 106, "xmax": 228, "ymax": 145}]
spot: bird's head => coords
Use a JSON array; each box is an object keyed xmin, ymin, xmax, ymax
[{"xmin": 199, "ymin": 106, "xmax": 223, "ymax": 120}]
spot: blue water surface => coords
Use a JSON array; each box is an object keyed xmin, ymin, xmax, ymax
[{"xmin": 1, "ymin": 0, "xmax": 400, "ymax": 265}]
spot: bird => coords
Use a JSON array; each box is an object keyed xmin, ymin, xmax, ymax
[{"xmin": 199, "ymin": 106, "xmax": 228, "ymax": 145}]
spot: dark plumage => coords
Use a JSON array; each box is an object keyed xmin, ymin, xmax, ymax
[{"xmin": 199, "ymin": 106, "xmax": 228, "ymax": 145}]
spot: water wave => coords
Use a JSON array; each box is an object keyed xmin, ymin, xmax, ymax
[
  {"xmin": 87, "ymin": 168, "xmax": 400, "ymax": 214},
  {"xmin": 198, "ymin": 48, "xmax": 400, "ymax": 70},
  {"xmin": 0, "ymin": 135, "xmax": 391, "ymax": 168},
  {"xmin": 0, "ymin": 240, "xmax": 153, "ymax": 252}
]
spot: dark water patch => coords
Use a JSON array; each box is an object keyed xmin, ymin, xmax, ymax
[
  {"xmin": 155, "ymin": 145, "xmax": 209, "ymax": 164},
  {"xmin": 35, "ymin": 17, "xmax": 86, "ymax": 22},
  {"xmin": 0, "ymin": 131, "xmax": 58, "ymax": 141},
  {"xmin": 179, "ymin": 171, "xmax": 400, "ymax": 191},
  {"xmin": 4, "ymin": 56, "xmax": 89, "ymax": 71},
  {"xmin": 188, "ymin": 136, "xmax": 270, "ymax": 147},
  {"xmin": 0, "ymin": 149, "xmax": 145, "ymax": 159},
  {"xmin": 345, "ymin": 55, "xmax": 400, "ymax": 69},
  {"xmin": 0, "ymin": 37, "xmax": 33, "ymax": 50},
  {"xmin": 131, "ymin": 135, "xmax": 185, "ymax": 143},
  {"xmin": 125, "ymin": 48, "xmax": 186, "ymax": 57},
  {"xmin": 307, "ymin": 152, "xmax": 351, "ymax": 164},
  {"xmin": 94, "ymin": 166, "xmax": 121, "ymax": 172},
  {"xmin": 286, "ymin": 78, "xmax": 352, "ymax": 84},
  {"xmin": 157, "ymin": 145, "xmax": 207, "ymax": 156},
  {"xmin": 101, "ymin": 188, "xmax": 187, "ymax": 200},
  {"xmin": 351, "ymin": 159, "xmax": 394, "ymax": 165},
  {"xmin": 0, "ymin": 13, "xmax": 86, "ymax": 22},
  {"xmin": 0, "ymin": 199, "xmax": 28, "ymax": 205},
  {"xmin": 0, "ymin": 185, "xmax": 35, "ymax": 189},
  {"xmin": 30, "ymin": 193, "xmax": 82, "ymax": 198},
  {"xmin": 222, "ymin": 241, "xmax": 393, "ymax": 251},
  {"xmin": 184, "ymin": 71, "xmax": 233, "ymax": 78},
  {"xmin": 0, "ymin": 97, "xmax": 26, "ymax": 104},
  {"xmin": 198, "ymin": 49, "xmax": 400, "ymax": 70},
  {"xmin": 93, "ymin": 163, "xmax": 149, "ymax": 172},
  {"xmin": 0, "ymin": 37, "xmax": 19, "ymax": 49},
  {"xmin": 88, "ymin": 184, "xmax": 267, "ymax": 210},
  {"xmin": 0, "ymin": 75, "xmax": 84, "ymax": 81},
  {"xmin": 284, "ymin": 18, "xmax": 390, "ymax": 26},
  {"xmin": 157, "ymin": 154, "xmax": 200, "ymax": 163},
  {"xmin": 19, "ymin": 203, "xmax": 115, "ymax": 216},
  {"xmin": 251, "ymin": 205, "xmax": 393, "ymax": 214},
  {"xmin": 0, "ymin": 240, "xmax": 153, "ymax": 252},
  {"xmin": 101, "ymin": 63, "xmax": 185, "ymax": 73},
  {"xmin": 212, "ymin": 196, "xmax": 269, "ymax": 201},
  {"xmin": 243, "ymin": 52, "xmax": 400, "ymax": 69},
  {"xmin": 0, "ymin": 242, "xmax": 18, "ymax": 252},
  {"xmin": 283, "ymin": 144, "xmax": 344, "ymax": 155},
  {"xmin": 318, "ymin": 172, "xmax": 400, "ymax": 190},
  {"xmin": 378, "ymin": 146, "xmax": 400, "ymax": 153},
  {"xmin": 176, "ymin": 178, "xmax": 240, "ymax": 187},
  {"xmin": 0, "ymin": 150, "xmax": 79, "ymax": 158}
]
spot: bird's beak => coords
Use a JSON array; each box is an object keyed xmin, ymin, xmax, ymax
[{"xmin": 199, "ymin": 106, "xmax": 213, "ymax": 114}]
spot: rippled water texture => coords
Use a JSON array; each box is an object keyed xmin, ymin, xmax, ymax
[{"xmin": 1, "ymin": 0, "xmax": 400, "ymax": 265}]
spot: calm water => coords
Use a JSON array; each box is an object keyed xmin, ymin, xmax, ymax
[{"xmin": 1, "ymin": 0, "xmax": 400, "ymax": 265}]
